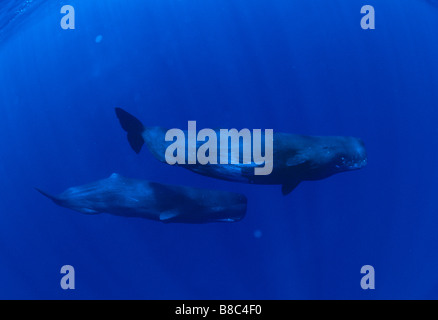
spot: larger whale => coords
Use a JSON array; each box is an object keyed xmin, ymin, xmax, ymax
[
  {"xmin": 36, "ymin": 174, "xmax": 247, "ymax": 223},
  {"xmin": 116, "ymin": 108, "xmax": 367, "ymax": 195}
]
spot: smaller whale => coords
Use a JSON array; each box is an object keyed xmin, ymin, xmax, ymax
[{"xmin": 36, "ymin": 174, "xmax": 247, "ymax": 224}]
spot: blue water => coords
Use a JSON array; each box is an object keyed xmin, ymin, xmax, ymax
[{"xmin": 0, "ymin": 0, "xmax": 437, "ymax": 299}]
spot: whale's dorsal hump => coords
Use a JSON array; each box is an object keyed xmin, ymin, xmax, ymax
[{"xmin": 109, "ymin": 173, "xmax": 122, "ymax": 180}]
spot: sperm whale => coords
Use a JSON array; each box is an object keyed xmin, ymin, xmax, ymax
[
  {"xmin": 116, "ymin": 108, "xmax": 367, "ymax": 195},
  {"xmin": 37, "ymin": 173, "xmax": 247, "ymax": 223}
]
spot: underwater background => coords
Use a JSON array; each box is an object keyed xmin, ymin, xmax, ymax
[{"xmin": 0, "ymin": 0, "xmax": 437, "ymax": 299}]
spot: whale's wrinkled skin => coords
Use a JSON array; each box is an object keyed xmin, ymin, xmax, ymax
[
  {"xmin": 116, "ymin": 108, "xmax": 367, "ymax": 195},
  {"xmin": 36, "ymin": 174, "xmax": 247, "ymax": 223}
]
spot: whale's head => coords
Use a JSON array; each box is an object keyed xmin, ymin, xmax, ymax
[
  {"xmin": 307, "ymin": 136, "xmax": 367, "ymax": 179},
  {"xmin": 324, "ymin": 136, "xmax": 367, "ymax": 173}
]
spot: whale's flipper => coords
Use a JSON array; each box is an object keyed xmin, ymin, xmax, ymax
[
  {"xmin": 76, "ymin": 208, "xmax": 99, "ymax": 215},
  {"xmin": 160, "ymin": 210, "xmax": 179, "ymax": 222},
  {"xmin": 115, "ymin": 108, "xmax": 145, "ymax": 154},
  {"xmin": 281, "ymin": 180, "xmax": 300, "ymax": 196}
]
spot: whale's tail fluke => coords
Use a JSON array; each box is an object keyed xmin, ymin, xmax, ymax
[
  {"xmin": 115, "ymin": 107, "xmax": 145, "ymax": 154},
  {"xmin": 35, "ymin": 188, "xmax": 62, "ymax": 205}
]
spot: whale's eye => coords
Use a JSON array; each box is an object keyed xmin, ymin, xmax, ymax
[
  {"xmin": 335, "ymin": 156, "xmax": 348, "ymax": 168},
  {"xmin": 322, "ymin": 146, "xmax": 332, "ymax": 155}
]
